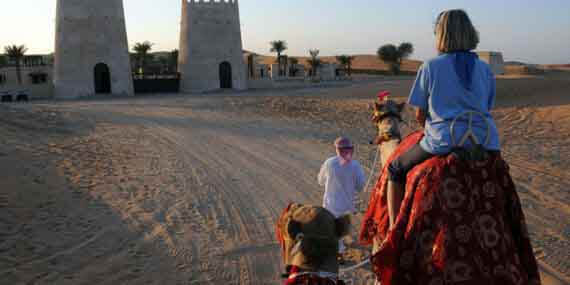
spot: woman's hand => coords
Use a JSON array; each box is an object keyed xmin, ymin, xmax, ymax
[{"xmin": 416, "ymin": 108, "xmax": 427, "ymax": 127}]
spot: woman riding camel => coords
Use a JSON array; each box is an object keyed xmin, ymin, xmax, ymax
[
  {"xmin": 386, "ymin": 9, "xmax": 501, "ymax": 228},
  {"xmin": 360, "ymin": 9, "xmax": 540, "ymax": 285}
]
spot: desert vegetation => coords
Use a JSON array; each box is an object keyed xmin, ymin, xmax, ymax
[
  {"xmin": 377, "ymin": 42, "xmax": 414, "ymax": 75},
  {"xmin": 3, "ymin": 45, "xmax": 28, "ymax": 85},
  {"xmin": 132, "ymin": 41, "xmax": 154, "ymax": 74},
  {"xmin": 269, "ymin": 40, "xmax": 288, "ymax": 76},
  {"xmin": 336, "ymin": 55, "xmax": 355, "ymax": 76}
]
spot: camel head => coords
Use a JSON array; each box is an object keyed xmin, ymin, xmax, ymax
[
  {"xmin": 276, "ymin": 203, "xmax": 351, "ymax": 274},
  {"xmin": 370, "ymin": 99, "xmax": 406, "ymax": 145}
]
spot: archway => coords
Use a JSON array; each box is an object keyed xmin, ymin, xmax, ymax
[
  {"xmin": 219, "ymin": 61, "xmax": 232, "ymax": 89},
  {"xmin": 94, "ymin": 63, "xmax": 111, "ymax": 94}
]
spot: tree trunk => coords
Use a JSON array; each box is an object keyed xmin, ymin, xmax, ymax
[
  {"xmin": 142, "ymin": 53, "xmax": 146, "ymax": 74},
  {"xmin": 16, "ymin": 59, "xmax": 22, "ymax": 85},
  {"xmin": 311, "ymin": 59, "xmax": 316, "ymax": 78},
  {"xmin": 277, "ymin": 52, "xmax": 281, "ymax": 76}
]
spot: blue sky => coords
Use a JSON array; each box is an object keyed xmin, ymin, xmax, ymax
[{"xmin": 0, "ymin": 0, "xmax": 568, "ymax": 64}]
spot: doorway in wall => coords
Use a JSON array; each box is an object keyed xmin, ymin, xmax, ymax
[
  {"xmin": 219, "ymin": 61, "xmax": 232, "ymax": 89},
  {"xmin": 94, "ymin": 63, "xmax": 111, "ymax": 94}
]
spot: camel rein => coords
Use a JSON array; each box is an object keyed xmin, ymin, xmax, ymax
[{"xmin": 338, "ymin": 117, "xmax": 416, "ymax": 274}]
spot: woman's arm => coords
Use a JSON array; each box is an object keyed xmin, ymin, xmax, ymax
[{"xmin": 415, "ymin": 107, "xmax": 427, "ymax": 127}]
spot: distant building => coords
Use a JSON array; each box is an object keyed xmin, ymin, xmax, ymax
[
  {"xmin": 477, "ymin": 51, "xmax": 505, "ymax": 75},
  {"xmin": 0, "ymin": 55, "xmax": 54, "ymax": 99}
]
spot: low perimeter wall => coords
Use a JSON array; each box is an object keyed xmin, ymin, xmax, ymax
[
  {"xmin": 248, "ymin": 77, "xmax": 353, "ymax": 90},
  {"xmin": 133, "ymin": 77, "xmax": 180, "ymax": 94}
]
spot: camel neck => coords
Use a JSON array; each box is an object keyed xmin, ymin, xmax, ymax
[{"xmin": 380, "ymin": 139, "xmax": 400, "ymax": 167}]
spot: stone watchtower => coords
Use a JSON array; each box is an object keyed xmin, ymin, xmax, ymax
[
  {"xmin": 54, "ymin": 0, "xmax": 133, "ymax": 98},
  {"xmin": 179, "ymin": 0, "xmax": 247, "ymax": 92}
]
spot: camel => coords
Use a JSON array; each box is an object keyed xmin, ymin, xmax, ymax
[
  {"xmin": 276, "ymin": 203, "xmax": 351, "ymax": 285},
  {"xmin": 360, "ymin": 98, "xmax": 541, "ymax": 285},
  {"xmin": 367, "ymin": 99, "xmax": 405, "ymax": 258}
]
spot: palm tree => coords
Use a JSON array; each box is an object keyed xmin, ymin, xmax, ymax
[
  {"xmin": 288, "ymin": 57, "xmax": 299, "ymax": 76},
  {"xmin": 132, "ymin": 41, "xmax": 154, "ymax": 74},
  {"xmin": 169, "ymin": 49, "xmax": 179, "ymax": 73},
  {"xmin": 308, "ymin": 49, "xmax": 320, "ymax": 78},
  {"xmin": 336, "ymin": 55, "xmax": 355, "ymax": 77},
  {"xmin": 377, "ymin": 42, "xmax": 414, "ymax": 75},
  {"xmin": 281, "ymin": 55, "xmax": 289, "ymax": 77},
  {"xmin": 4, "ymin": 45, "xmax": 28, "ymax": 85},
  {"xmin": 270, "ymin": 40, "xmax": 287, "ymax": 76}
]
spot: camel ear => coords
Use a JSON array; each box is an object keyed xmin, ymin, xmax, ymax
[
  {"xmin": 335, "ymin": 214, "xmax": 351, "ymax": 238},
  {"xmin": 397, "ymin": 102, "xmax": 406, "ymax": 112},
  {"xmin": 287, "ymin": 220, "xmax": 303, "ymax": 238},
  {"xmin": 373, "ymin": 102, "xmax": 381, "ymax": 111}
]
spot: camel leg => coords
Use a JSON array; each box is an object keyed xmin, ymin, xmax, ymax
[
  {"xmin": 387, "ymin": 181, "xmax": 404, "ymax": 229},
  {"xmin": 372, "ymin": 240, "xmax": 381, "ymax": 285},
  {"xmin": 370, "ymin": 181, "xmax": 404, "ymax": 285}
]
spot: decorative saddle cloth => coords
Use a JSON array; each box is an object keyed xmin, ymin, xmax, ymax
[{"xmin": 359, "ymin": 131, "xmax": 540, "ymax": 285}]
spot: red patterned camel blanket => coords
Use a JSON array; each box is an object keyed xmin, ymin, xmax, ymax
[{"xmin": 359, "ymin": 131, "xmax": 540, "ymax": 285}]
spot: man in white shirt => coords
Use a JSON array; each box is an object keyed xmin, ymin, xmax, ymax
[{"xmin": 318, "ymin": 137, "xmax": 366, "ymax": 255}]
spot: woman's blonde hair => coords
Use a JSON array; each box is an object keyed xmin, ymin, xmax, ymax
[{"xmin": 435, "ymin": 9, "xmax": 479, "ymax": 53}]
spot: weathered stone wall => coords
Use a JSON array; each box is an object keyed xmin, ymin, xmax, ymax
[
  {"xmin": 269, "ymin": 63, "xmax": 306, "ymax": 79},
  {"xmin": 252, "ymin": 64, "xmax": 270, "ymax": 79},
  {"xmin": 318, "ymin": 63, "xmax": 338, "ymax": 80},
  {"xmin": 179, "ymin": 0, "xmax": 247, "ymax": 92},
  {"xmin": 54, "ymin": 0, "xmax": 133, "ymax": 98},
  {"xmin": 269, "ymin": 64, "xmax": 280, "ymax": 79},
  {"xmin": 290, "ymin": 64, "xmax": 306, "ymax": 78}
]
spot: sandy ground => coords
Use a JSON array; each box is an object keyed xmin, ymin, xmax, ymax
[{"xmin": 1, "ymin": 73, "xmax": 569, "ymax": 284}]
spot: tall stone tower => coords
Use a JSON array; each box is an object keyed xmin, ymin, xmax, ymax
[
  {"xmin": 54, "ymin": 0, "xmax": 134, "ymax": 98},
  {"xmin": 179, "ymin": 0, "xmax": 247, "ymax": 92}
]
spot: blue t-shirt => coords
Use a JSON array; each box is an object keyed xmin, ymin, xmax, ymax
[{"xmin": 408, "ymin": 54, "xmax": 501, "ymax": 155}]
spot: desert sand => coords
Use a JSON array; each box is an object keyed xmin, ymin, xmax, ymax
[{"xmin": 0, "ymin": 72, "xmax": 569, "ymax": 284}]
